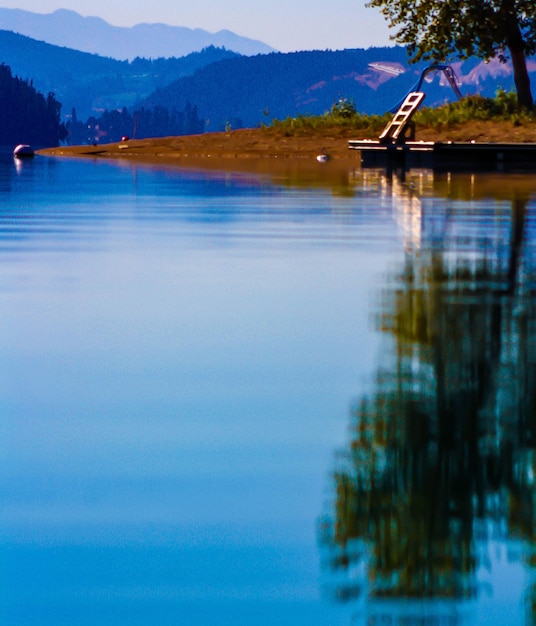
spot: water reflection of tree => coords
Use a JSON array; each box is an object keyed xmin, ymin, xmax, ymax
[{"xmin": 322, "ymin": 172, "xmax": 536, "ymax": 616}]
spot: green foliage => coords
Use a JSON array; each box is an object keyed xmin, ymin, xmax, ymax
[
  {"xmin": 331, "ymin": 97, "xmax": 357, "ymax": 119},
  {"xmin": 413, "ymin": 91, "xmax": 535, "ymax": 126},
  {"xmin": 266, "ymin": 103, "xmax": 390, "ymax": 136},
  {"xmin": 367, "ymin": 0, "xmax": 536, "ymax": 62},
  {"xmin": 366, "ymin": 0, "xmax": 535, "ymax": 107}
]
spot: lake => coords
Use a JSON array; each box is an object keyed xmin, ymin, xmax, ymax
[{"xmin": 1, "ymin": 153, "xmax": 535, "ymax": 625}]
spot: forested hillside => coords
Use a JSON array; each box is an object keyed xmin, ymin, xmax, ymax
[
  {"xmin": 0, "ymin": 63, "xmax": 66, "ymax": 146},
  {"xmin": 142, "ymin": 48, "xmax": 418, "ymax": 130},
  {"xmin": 141, "ymin": 47, "xmax": 527, "ymax": 131},
  {"xmin": 0, "ymin": 31, "xmax": 239, "ymax": 119}
]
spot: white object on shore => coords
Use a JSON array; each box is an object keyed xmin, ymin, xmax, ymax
[{"xmin": 13, "ymin": 144, "xmax": 35, "ymax": 158}]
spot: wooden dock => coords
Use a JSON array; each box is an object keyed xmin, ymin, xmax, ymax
[
  {"xmin": 349, "ymin": 139, "xmax": 536, "ymax": 171},
  {"xmin": 349, "ymin": 90, "xmax": 536, "ymax": 171}
]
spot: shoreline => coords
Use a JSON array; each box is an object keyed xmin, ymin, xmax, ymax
[
  {"xmin": 36, "ymin": 128, "xmax": 362, "ymax": 164},
  {"xmin": 36, "ymin": 121, "xmax": 536, "ymax": 169}
]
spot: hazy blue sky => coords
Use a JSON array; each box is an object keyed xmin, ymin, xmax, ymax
[{"xmin": 0, "ymin": 0, "xmax": 393, "ymax": 51}]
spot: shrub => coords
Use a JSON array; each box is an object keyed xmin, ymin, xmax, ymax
[{"xmin": 413, "ymin": 91, "xmax": 534, "ymax": 127}]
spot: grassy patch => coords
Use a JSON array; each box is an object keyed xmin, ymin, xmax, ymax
[
  {"xmin": 266, "ymin": 92, "xmax": 536, "ymax": 136},
  {"xmin": 264, "ymin": 98, "xmax": 389, "ymax": 136}
]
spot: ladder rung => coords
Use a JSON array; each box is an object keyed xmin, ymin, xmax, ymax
[{"xmin": 379, "ymin": 92, "xmax": 425, "ymax": 142}]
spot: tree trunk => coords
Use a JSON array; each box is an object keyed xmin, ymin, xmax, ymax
[
  {"xmin": 505, "ymin": 10, "xmax": 533, "ymax": 108},
  {"xmin": 506, "ymin": 197, "xmax": 528, "ymax": 294},
  {"xmin": 509, "ymin": 45, "xmax": 533, "ymax": 108}
]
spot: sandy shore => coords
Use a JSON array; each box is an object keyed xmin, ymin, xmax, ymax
[
  {"xmin": 36, "ymin": 121, "xmax": 536, "ymax": 170},
  {"xmin": 37, "ymin": 128, "xmax": 361, "ymax": 163}
]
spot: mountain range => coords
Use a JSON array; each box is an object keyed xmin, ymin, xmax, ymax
[
  {"xmin": 0, "ymin": 8, "xmax": 534, "ymax": 140},
  {"xmin": 0, "ymin": 8, "xmax": 275, "ymax": 59}
]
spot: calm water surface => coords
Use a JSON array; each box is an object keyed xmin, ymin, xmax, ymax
[{"xmin": 1, "ymin": 154, "xmax": 535, "ymax": 625}]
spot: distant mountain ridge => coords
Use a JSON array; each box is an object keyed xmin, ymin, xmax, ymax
[{"xmin": 0, "ymin": 8, "xmax": 275, "ymax": 59}]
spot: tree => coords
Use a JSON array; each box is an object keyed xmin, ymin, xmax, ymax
[{"xmin": 367, "ymin": 0, "xmax": 536, "ymax": 107}]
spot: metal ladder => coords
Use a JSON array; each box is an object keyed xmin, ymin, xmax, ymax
[{"xmin": 379, "ymin": 92, "xmax": 425, "ymax": 144}]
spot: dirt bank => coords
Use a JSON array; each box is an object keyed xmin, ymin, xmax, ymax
[{"xmin": 37, "ymin": 120, "xmax": 536, "ymax": 166}]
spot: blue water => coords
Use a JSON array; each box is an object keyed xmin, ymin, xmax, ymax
[
  {"xmin": 0, "ymin": 155, "xmax": 398, "ymax": 626},
  {"xmin": 1, "ymin": 155, "xmax": 536, "ymax": 625}
]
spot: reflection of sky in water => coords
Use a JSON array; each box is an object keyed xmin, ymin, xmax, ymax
[
  {"xmin": 2, "ymin": 158, "xmax": 536, "ymax": 625},
  {"xmin": 0, "ymin": 155, "xmax": 396, "ymax": 626}
]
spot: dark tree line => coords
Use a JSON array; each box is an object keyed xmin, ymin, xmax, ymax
[
  {"xmin": 65, "ymin": 103, "xmax": 204, "ymax": 145},
  {"xmin": 0, "ymin": 63, "xmax": 67, "ymax": 146}
]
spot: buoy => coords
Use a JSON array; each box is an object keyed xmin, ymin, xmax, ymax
[
  {"xmin": 13, "ymin": 144, "xmax": 34, "ymax": 158},
  {"xmin": 316, "ymin": 154, "xmax": 330, "ymax": 163}
]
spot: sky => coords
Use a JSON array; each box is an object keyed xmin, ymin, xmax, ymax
[{"xmin": 0, "ymin": 0, "xmax": 393, "ymax": 52}]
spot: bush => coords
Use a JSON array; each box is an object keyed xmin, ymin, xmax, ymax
[{"xmin": 414, "ymin": 91, "xmax": 534, "ymax": 127}]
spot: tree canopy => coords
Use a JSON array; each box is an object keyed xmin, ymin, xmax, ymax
[
  {"xmin": 367, "ymin": 0, "xmax": 536, "ymax": 107},
  {"xmin": 0, "ymin": 63, "xmax": 67, "ymax": 146}
]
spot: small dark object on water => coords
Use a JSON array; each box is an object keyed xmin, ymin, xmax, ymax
[
  {"xmin": 13, "ymin": 144, "xmax": 34, "ymax": 158},
  {"xmin": 121, "ymin": 136, "xmax": 129, "ymax": 142}
]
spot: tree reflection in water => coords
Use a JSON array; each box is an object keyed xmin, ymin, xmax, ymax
[{"xmin": 320, "ymin": 171, "xmax": 536, "ymax": 624}]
